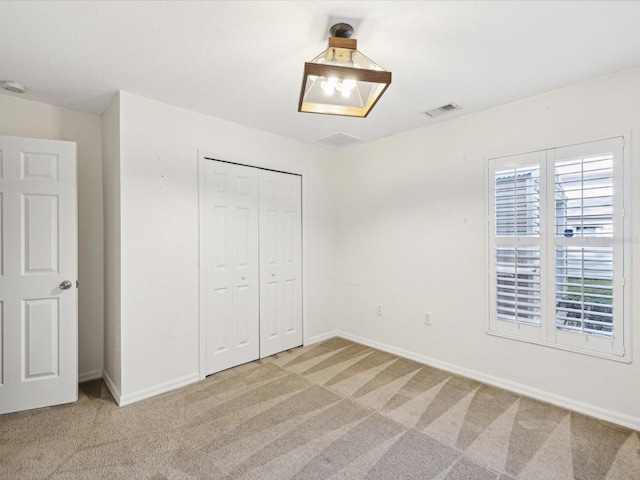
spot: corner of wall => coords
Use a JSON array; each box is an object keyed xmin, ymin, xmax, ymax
[{"xmin": 101, "ymin": 93, "xmax": 122, "ymax": 394}]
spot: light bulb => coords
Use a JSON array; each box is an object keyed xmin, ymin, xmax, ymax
[
  {"xmin": 321, "ymin": 78, "xmax": 335, "ymax": 95},
  {"xmin": 343, "ymin": 79, "xmax": 356, "ymax": 90},
  {"xmin": 321, "ymin": 77, "xmax": 340, "ymax": 95},
  {"xmin": 341, "ymin": 89, "xmax": 351, "ymax": 98}
]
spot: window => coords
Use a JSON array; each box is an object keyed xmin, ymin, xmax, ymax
[{"xmin": 488, "ymin": 137, "xmax": 628, "ymax": 360}]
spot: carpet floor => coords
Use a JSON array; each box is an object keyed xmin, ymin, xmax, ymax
[{"xmin": 1, "ymin": 337, "xmax": 638, "ymax": 479}]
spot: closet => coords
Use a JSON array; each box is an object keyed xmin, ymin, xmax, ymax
[{"xmin": 201, "ymin": 159, "xmax": 302, "ymax": 375}]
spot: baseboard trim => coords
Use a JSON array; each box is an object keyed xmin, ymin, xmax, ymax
[
  {"xmin": 102, "ymin": 369, "xmax": 121, "ymax": 405},
  {"xmin": 78, "ymin": 369, "xmax": 102, "ymax": 383},
  {"xmin": 336, "ymin": 331, "xmax": 640, "ymax": 431},
  {"xmin": 118, "ymin": 373, "xmax": 200, "ymax": 407},
  {"xmin": 305, "ymin": 330, "xmax": 341, "ymax": 346}
]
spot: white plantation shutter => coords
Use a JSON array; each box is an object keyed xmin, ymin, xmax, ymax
[
  {"xmin": 495, "ymin": 245, "xmax": 541, "ymax": 325},
  {"xmin": 495, "ymin": 166, "xmax": 540, "ymax": 237},
  {"xmin": 489, "ymin": 151, "xmax": 546, "ymax": 340},
  {"xmin": 555, "ymin": 246, "xmax": 613, "ymax": 335},
  {"xmin": 554, "ymin": 153, "xmax": 614, "ymax": 239},
  {"xmin": 488, "ymin": 137, "xmax": 627, "ymax": 359},
  {"xmin": 549, "ymin": 139, "xmax": 625, "ymax": 356}
]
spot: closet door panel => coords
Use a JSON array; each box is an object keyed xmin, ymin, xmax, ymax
[
  {"xmin": 259, "ymin": 171, "xmax": 302, "ymax": 358},
  {"xmin": 204, "ymin": 161, "xmax": 259, "ymax": 375}
]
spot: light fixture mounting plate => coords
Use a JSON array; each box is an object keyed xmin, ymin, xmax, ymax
[{"xmin": 330, "ymin": 23, "xmax": 354, "ymax": 38}]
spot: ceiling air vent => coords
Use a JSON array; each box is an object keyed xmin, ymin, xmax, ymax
[
  {"xmin": 317, "ymin": 133, "xmax": 362, "ymax": 148},
  {"xmin": 423, "ymin": 103, "xmax": 462, "ymax": 118}
]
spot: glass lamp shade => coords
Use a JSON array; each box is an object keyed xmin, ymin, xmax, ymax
[{"xmin": 298, "ymin": 37, "xmax": 391, "ymax": 117}]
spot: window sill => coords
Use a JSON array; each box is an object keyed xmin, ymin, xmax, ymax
[{"xmin": 486, "ymin": 329, "xmax": 631, "ymax": 363}]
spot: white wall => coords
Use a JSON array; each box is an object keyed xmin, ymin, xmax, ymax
[
  {"xmin": 333, "ymin": 68, "xmax": 640, "ymax": 429},
  {"xmin": 112, "ymin": 92, "xmax": 337, "ymax": 403},
  {"xmin": 0, "ymin": 94, "xmax": 104, "ymax": 381}
]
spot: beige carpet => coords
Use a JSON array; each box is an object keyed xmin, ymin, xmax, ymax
[{"xmin": 1, "ymin": 338, "xmax": 638, "ymax": 479}]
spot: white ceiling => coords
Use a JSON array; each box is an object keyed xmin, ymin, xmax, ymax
[{"xmin": 1, "ymin": 1, "xmax": 640, "ymax": 149}]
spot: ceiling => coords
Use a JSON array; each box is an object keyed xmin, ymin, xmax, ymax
[{"xmin": 1, "ymin": 1, "xmax": 640, "ymax": 149}]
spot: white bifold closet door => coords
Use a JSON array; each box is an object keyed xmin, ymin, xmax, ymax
[
  {"xmin": 204, "ymin": 161, "xmax": 260, "ymax": 375},
  {"xmin": 259, "ymin": 170, "xmax": 303, "ymax": 358},
  {"xmin": 203, "ymin": 160, "xmax": 301, "ymax": 376}
]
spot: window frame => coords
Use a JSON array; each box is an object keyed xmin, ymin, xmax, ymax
[{"xmin": 487, "ymin": 136, "xmax": 631, "ymax": 362}]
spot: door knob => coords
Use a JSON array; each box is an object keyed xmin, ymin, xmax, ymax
[
  {"xmin": 241, "ymin": 275, "xmax": 246, "ymax": 280},
  {"xmin": 271, "ymin": 272, "xmax": 276, "ymax": 277},
  {"xmin": 60, "ymin": 280, "xmax": 73, "ymax": 290}
]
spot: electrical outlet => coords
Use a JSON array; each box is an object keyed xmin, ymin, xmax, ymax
[
  {"xmin": 424, "ymin": 312, "xmax": 432, "ymax": 325},
  {"xmin": 377, "ymin": 305, "xmax": 383, "ymax": 316}
]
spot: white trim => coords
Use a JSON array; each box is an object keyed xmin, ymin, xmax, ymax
[
  {"xmin": 301, "ymin": 174, "xmax": 309, "ymax": 362},
  {"xmin": 486, "ymin": 330, "xmax": 631, "ymax": 363},
  {"xmin": 102, "ymin": 369, "xmax": 121, "ymax": 405},
  {"xmin": 78, "ymin": 369, "xmax": 102, "ymax": 383},
  {"xmin": 335, "ymin": 331, "xmax": 640, "ymax": 431},
  {"xmin": 198, "ymin": 150, "xmax": 206, "ymax": 380},
  {"xmin": 305, "ymin": 330, "xmax": 341, "ymax": 346},
  {"xmin": 621, "ymin": 130, "xmax": 633, "ymax": 363},
  {"xmin": 118, "ymin": 373, "xmax": 200, "ymax": 407}
]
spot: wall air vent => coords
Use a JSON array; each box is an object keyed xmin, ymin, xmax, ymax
[
  {"xmin": 423, "ymin": 103, "xmax": 462, "ymax": 118},
  {"xmin": 317, "ymin": 133, "xmax": 363, "ymax": 149}
]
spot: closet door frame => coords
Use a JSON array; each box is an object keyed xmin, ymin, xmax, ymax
[{"xmin": 198, "ymin": 154, "xmax": 304, "ymax": 379}]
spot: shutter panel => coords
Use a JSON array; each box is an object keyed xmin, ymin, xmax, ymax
[
  {"xmin": 555, "ymin": 246, "xmax": 613, "ymax": 335},
  {"xmin": 496, "ymin": 245, "xmax": 541, "ymax": 325},
  {"xmin": 489, "ymin": 152, "xmax": 545, "ymax": 339},
  {"xmin": 550, "ymin": 138, "xmax": 624, "ymax": 356},
  {"xmin": 553, "ymin": 152, "xmax": 614, "ymax": 337}
]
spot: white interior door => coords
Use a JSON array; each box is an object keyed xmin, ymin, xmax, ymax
[
  {"xmin": 0, "ymin": 135, "xmax": 78, "ymax": 415},
  {"xmin": 259, "ymin": 170, "xmax": 302, "ymax": 358},
  {"xmin": 203, "ymin": 160, "xmax": 260, "ymax": 375}
]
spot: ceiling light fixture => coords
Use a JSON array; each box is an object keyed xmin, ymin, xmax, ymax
[
  {"xmin": 1, "ymin": 81, "xmax": 27, "ymax": 94},
  {"xmin": 298, "ymin": 23, "xmax": 391, "ymax": 118}
]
